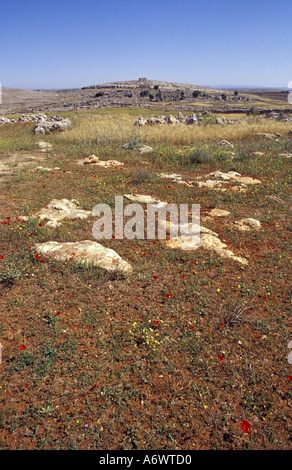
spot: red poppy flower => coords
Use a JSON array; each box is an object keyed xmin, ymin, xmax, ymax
[
  {"xmin": 38, "ymin": 223, "xmax": 42, "ymax": 227},
  {"xmin": 153, "ymin": 275, "xmax": 157, "ymax": 280},
  {"xmin": 218, "ymin": 355, "xmax": 224, "ymax": 361},
  {"xmin": 0, "ymin": 255, "xmax": 4, "ymax": 259},
  {"xmin": 35, "ymin": 254, "xmax": 41, "ymax": 259},
  {"xmin": 288, "ymin": 376, "xmax": 292, "ymax": 381},
  {"xmin": 263, "ymin": 296, "xmax": 267, "ymax": 300},
  {"xmin": 220, "ymin": 323, "xmax": 224, "ymax": 328},
  {"xmin": 54, "ymin": 312, "xmax": 61, "ymax": 316},
  {"xmin": 153, "ymin": 320, "xmax": 159, "ymax": 326},
  {"xmin": 165, "ymin": 294, "xmax": 172, "ymax": 299},
  {"xmin": 241, "ymin": 420, "xmax": 251, "ymax": 433},
  {"xmin": 19, "ymin": 344, "xmax": 26, "ymax": 351},
  {"xmin": 189, "ymin": 325, "xmax": 194, "ymax": 330}
]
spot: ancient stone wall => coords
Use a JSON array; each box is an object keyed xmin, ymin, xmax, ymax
[{"xmin": 158, "ymin": 89, "xmax": 181, "ymax": 101}]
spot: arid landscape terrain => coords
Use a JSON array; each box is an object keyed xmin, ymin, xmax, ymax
[
  {"xmin": 0, "ymin": 79, "xmax": 291, "ymax": 450},
  {"xmin": 1, "ymin": 79, "xmax": 291, "ymax": 115}
]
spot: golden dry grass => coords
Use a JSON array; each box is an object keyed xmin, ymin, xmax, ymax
[{"xmin": 52, "ymin": 113, "xmax": 292, "ymax": 148}]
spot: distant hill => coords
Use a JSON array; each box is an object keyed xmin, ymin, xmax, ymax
[
  {"xmin": 81, "ymin": 78, "xmax": 223, "ymax": 93},
  {"xmin": 0, "ymin": 79, "xmax": 291, "ymax": 115}
]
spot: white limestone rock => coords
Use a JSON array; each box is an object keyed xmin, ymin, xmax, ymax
[{"xmin": 35, "ymin": 240, "xmax": 132, "ymax": 274}]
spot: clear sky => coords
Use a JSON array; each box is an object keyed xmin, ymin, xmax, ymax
[{"xmin": 1, "ymin": 0, "xmax": 291, "ymax": 89}]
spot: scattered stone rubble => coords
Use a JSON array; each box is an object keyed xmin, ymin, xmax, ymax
[
  {"xmin": 215, "ymin": 116, "xmax": 247, "ymax": 125},
  {"xmin": 122, "ymin": 193, "xmax": 257, "ymax": 265},
  {"xmin": 134, "ymin": 113, "xmax": 248, "ymax": 126},
  {"xmin": 34, "ymin": 115, "xmax": 72, "ymax": 135},
  {"xmin": 0, "ymin": 114, "xmax": 45, "ymax": 125},
  {"xmin": 266, "ymin": 111, "xmax": 292, "ymax": 122},
  {"xmin": 158, "ymin": 170, "xmax": 261, "ymax": 192},
  {"xmin": 0, "ymin": 113, "xmax": 72, "ymax": 135}
]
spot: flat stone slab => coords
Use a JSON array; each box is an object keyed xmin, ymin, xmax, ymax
[
  {"xmin": 35, "ymin": 141, "xmax": 53, "ymax": 152},
  {"xmin": 209, "ymin": 208, "xmax": 231, "ymax": 217},
  {"xmin": 124, "ymin": 194, "xmax": 168, "ymax": 208},
  {"xmin": 77, "ymin": 156, "xmax": 124, "ymax": 167},
  {"xmin": 36, "ymin": 166, "xmax": 62, "ymax": 172},
  {"xmin": 22, "ymin": 199, "xmax": 92, "ymax": 227},
  {"xmin": 165, "ymin": 233, "xmax": 248, "ymax": 265},
  {"xmin": 122, "ymin": 143, "xmax": 154, "ymax": 154},
  {"xmin": 253, "ymin": 132, "xmax": 281, "ymax": 140},
  {"xmin": 233, "ymin": 218, "xmax": 261, "ymax": 231},
  {"xmin": 278, "ymin": 153, "xmax": 292, "ymax": 158},
  {"xmin": 35, "ymin": 240, "xmax": 132, "ymax": 274},
  {"xmin": 159, "ymin": 173, "xmax": 183, "ymax": 181},
  {"xmin": 217, "ymin": 140, "xmax": 234, "ymax": 148},
  {"xmin": 162, "ymin": 219, "xmax": 248, "ymax": 264}
]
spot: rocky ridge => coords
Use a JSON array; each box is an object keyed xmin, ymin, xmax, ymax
[{"xmin": 1, "ymin": 79, "xmax": 292, "ymax": 115}]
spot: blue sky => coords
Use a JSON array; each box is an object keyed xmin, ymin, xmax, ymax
[{"xmin": 1, "ymin": 0, "xmax": 291, "ymax": 89}]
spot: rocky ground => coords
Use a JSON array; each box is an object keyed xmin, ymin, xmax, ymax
[
  {"xmin": 0, "ymin": 95, "xmax": 291, "ymax": 450},
  {"xmin": 1, "ymin": 79, "xmax": 291, "ymax": 115}
]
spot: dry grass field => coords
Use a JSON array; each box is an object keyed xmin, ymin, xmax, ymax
[{"xmin": 0, "ymin": 108, "xmax": 291, "ymax": 450}]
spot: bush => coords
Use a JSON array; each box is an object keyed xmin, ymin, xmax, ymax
[
  {"xmin": 0, "ymin": 262, "xmax": 21, "ymax": 286},
  {"xmin": 247, "ymin": 106, "xmax": 260, "ymax": 116},
  {"xmin": 95, "ymin": 92, "xmax": 105, "ymax": 97},
  {"xmin": 173, "ymin": 147, "xmax": 213, "ymax": 167},
  {"xmin": 192, "ymin": 90, "xmax": 201, "ymax": 98},
  {"xmin": 188, "ymin": 147, "xmax": 213, "ymax": 165}
]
